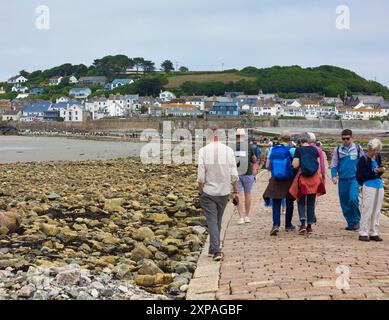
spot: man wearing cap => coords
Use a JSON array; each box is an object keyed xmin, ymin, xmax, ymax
[
  {"xmin": 234, "ymin": 128, "xmax": 258, "ymax": 225},
  {"xmin": 198, "ymin": 126, "xmax": 240, "ymax": 261}
]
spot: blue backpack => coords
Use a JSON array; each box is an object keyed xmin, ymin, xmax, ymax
[{"xmin": 270, "ymin": 145, "xmax": 294, "ymax": 181}]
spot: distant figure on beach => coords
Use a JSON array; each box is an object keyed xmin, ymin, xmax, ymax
[
  {"xmin": 197, "ymin": 126, "xmax": 239, "ymax": 261},
  {"xmin": 234, "ymin": 128, "xmax": 258, "ymax": 225},
  {"xmin": 331, "ymin": 129, "xmax": 364, "ymax": 231},
  {"xmin": 356, "ymin": 138, "xmax": 385, "ymax": 242}
]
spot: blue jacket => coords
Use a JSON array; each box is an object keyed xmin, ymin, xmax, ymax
[{"xmin": 331, "ymin": 143, "xmax": 364, "ymax": 179}]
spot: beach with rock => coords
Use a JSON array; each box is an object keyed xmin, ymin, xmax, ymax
[{"xmin": 0, "ymin": 157, "xmax": 205, "ymax": 300}]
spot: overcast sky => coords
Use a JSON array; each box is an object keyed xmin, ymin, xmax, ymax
[{"xmin": 1, "ymin": 0, "xmax": 388, "ymax": 87}]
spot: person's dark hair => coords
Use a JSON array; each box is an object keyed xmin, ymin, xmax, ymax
[{"xmin": 341, "ymin": 129, "xmax": 353, "ymax": 137}]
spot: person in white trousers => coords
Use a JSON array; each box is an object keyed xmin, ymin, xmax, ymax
[{"xmin": 357, "ymin": 138, "xmax": 385, "ymax": 242}]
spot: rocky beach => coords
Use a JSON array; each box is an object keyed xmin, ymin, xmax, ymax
[{"xmin": 0, "ymin": 158, "xmax": 205, "ymax": 300}]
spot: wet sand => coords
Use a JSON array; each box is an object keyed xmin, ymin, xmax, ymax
[{"xmin": 0, "ymin": 136, "xmax": 145, "ymax": 164}]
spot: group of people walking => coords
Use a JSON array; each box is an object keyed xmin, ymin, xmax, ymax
[{"xmin": 197, "ymin": 126, "xmax": 386, "ymax": 261}]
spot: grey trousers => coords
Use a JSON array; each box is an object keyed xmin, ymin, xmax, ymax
[{"xmin": 200, "ymin": 192, "xmax": 229, "ymax": 254}]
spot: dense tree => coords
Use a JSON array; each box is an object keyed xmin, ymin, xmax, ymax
[
  {"xmin": 133, "ymin": 57, "xmax": 145, "ymax": 74},
  {"xmin": 92, "ymin": 55, "xmax": 133, "ymax": 77},
  {"xmin": 179, "ymin": 66, "xmax": 189, "ymax": 72},
  {"xmin": 19, "ymin": 70, "xmax": 30, "ymax": 78},
  {"xmin": 161, "ymin": 60, "xmax": 174, "ymax": 73},
  {"xmin": 112, "ymin": 75, "xmax": 168, "ymax": 96},
  {"xmin": 142, "ymin": 60, "xmax": 155, "ymax": 74},
  {"xmin": 239, "ymin": 65, "xmax": 389, "ymax": 97}
]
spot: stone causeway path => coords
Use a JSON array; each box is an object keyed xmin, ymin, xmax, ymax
[{"xmin": 188, "ymin": 170, "xmax": 389, "ymax": 300}]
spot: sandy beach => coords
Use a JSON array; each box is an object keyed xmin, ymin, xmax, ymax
[{"xmin": 0, "ymin": 136, "xmax": 145, "ymax": 164}]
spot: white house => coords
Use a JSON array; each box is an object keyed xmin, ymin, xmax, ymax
[
  {"xmin": 56, "ymin": 96, "xmax": 69, "ymax": 103},
  {"xmin": 337, "ymin": 108, "xmax": 383, "ymax": 120},
  {"xmin": 0, "ymin": 87, "xmax": 6, "ymax": 94},
  {"xmin": 50, "ymin": 102, "xmax": 86, "ymax": 122},
  {"xmin": 282, "ymin": 106, "xmax": 305, "ymax": 117},
  {"xmin": 381, "ymin": 107, "xmax": 389, "ymax": 117},
  {"xmin": 184, "ymin": 97, "xmax": 205, "ymax": 111},
  {"xmin": 252, "ymin": 104, "xmax": 282, "ymax": 117},
  {"xmin": 159, "ymin": 90, "xmax": 176, "ymax": 102},
  {"xmin": 69, "ymin": 76, "xmax": 78, "ymax": 84},
  {"xmin": 240, "ymin": 104, "xmax": 252, "ymax": 113},
  {"xmin": 48, "ymin": 76, "xmax": 63, "ymax": 86},
  {"xmin": 103, "ymin": 103, "xmax": 126, "ymax": 118},
  {"xmin": 8, "ymin": 75, "xmax": 28, "ymax": 84},
  {"xmin": 109, "ymin": 79, "xmax": 135, "ymax": 90},
  {"xmin": 2, "ymin": 110, "xmax": 22, "ymax": 122},
  {"xmin": 86, "ymin": 97, "xmax": 128, "ymax": 119},
  {"xmin": 288, "ymin": 100, "xmax": 302, "ymax": 108},
  {"xmin": 12, "ymin": 85, "xmax": 28, "ymax": 93},
  {"xmin": 16, "ymin": 93, "xmax": 30, "ymax": 99}
]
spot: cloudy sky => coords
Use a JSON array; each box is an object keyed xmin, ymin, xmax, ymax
[{"xmin": 1, "ymin": 0, "xmax": 388, "ymax": 86}]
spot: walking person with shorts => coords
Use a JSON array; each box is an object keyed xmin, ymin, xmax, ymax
[{"xmin": 234, "ymin": 128, "xmax": 258, "ymax": 225}]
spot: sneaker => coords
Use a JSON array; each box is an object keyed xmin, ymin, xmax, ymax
[
  {"xmin": 244, "ymin": 216, "xmax": 251, "ymax": 224},
  {"xmin": 306, "ymin": 224, "xmax": 313, "ymax": 234},
  {"xmin": 299, "ymin": 225, "xmax": 306, "ymax": 235},
  {"xmin": 345, "ymin": 226, "xmax": 356, "ymax": 231},
  {"xmin": 285, "ymin": 225, "xmax": 296, "ymax": 232},
  {"xmin": 369, "ymin": 235, "xmax": 383, "ymax": 242},
  {"xmin": 237, "ymin": 218, "xmax": 245, "ymax": 225},
  {"xmin": 354, "ymin": 223, "xmax": 360, "ymax": 230},
  {"xmin": 270, "ymin": 226, "xmax": 279, "ymax": 236},
  {"xmin": 213, "ymin": 252, "xmax": 223, "ymax": 261},
  {"xmin": 359, "ymin": 236, "xmax": 370, "ymax": 242}
]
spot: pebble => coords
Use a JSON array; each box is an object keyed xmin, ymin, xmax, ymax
[{"xmin": 0, "ymin": 159, "xmax": 207, "ymax": 299}]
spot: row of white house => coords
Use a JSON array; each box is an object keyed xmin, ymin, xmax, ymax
[{"xmin": 250, "ymin": 103, "xmax": 389, "ymax": 120}]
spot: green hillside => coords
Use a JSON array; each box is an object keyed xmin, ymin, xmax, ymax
[
  {"xmin": 1, "ymin": 54, "xmax": 388, "ymax": 100},
  {"xmin": 169, "ymin": 65, "xmax": 389, "ymax": 98}
]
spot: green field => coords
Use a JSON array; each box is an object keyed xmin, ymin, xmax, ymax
[{"xmin": 165, "ymin": 72, "xmax": 255, "ymax": 88}]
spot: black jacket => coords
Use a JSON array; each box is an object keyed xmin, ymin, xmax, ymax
[{"xmin": 356, "ymin": 154, "xmax": 383, "ymax": 186}]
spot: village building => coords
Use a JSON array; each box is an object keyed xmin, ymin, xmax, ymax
[
  {"xmin": 7, "ymin": 75, "xmax": 28, "ymax": 84},
  {"xmin": 2, "ymin": 110, "xmax": 22, "ymax": 122}
]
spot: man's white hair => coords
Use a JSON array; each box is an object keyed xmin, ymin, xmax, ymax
[{"xmin": 368, "ymin": 138, "xmax": 383, "ymax": 152}]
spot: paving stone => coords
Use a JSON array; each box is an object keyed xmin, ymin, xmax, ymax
[{"xmin": 214, "ymin": 170, "xmax": 389, "ymax": 300}]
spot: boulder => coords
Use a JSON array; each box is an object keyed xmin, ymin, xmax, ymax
[
  {"xmin": 131, "ymin": 243, "xmax": 153, "ymax": 262},
  {"xmin": 133, "ymin": 227, "xmax": 155, "ymax": 241},
  {"xmin": 0, "ymin": 211, "xmax": 21, "ymax": 234},
  {"xmin": 40, "ymin": 223, "xmax": 59, "ymax": 237},
  {"xmin": 104, "ymin": 198, "xmax": 125, "ymax": 213},
  {"xmin": 138, "ymin": 259, "xmax": 163, "ymax": 275}
]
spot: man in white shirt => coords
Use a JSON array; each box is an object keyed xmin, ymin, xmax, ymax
[{"xmin": 197, "ymin": 126, "xmax": 239, "ymax": 261}]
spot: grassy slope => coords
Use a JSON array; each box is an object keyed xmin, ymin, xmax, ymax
[{"xmin": 165, "ymin": 72, "xmax": 254, "ymax": 88}]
